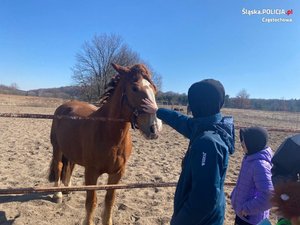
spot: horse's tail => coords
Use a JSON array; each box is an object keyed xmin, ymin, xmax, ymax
[{"xmin": 48, "ymin": 121, "xmax": 58, "ymax": 182}]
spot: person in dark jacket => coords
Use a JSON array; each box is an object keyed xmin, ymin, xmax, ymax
[
  {"xmin": 142, "ymin": 79, "xmax": 235, "ymax": 225},
  {"xmin": 231, "ymin": 127, "xmax": 273, "ymax": 225},
  {"xmin": 271, "ymin": 134, "xmax": 300, "ymax": 225},
  {"xmin": 271, "ymin": 134, "xmax": 300, "ymax": 186}
]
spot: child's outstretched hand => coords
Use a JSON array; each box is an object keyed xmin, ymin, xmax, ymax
[{"xmin": 142, "ymin": 98, "xmax": 158, "ymax": 114}]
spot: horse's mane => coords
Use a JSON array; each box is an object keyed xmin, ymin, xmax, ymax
[
  {"xmin": 97, "ymin": 64, "xmax": 156, "ymax": 108},
  {"xmin": 98, "ymin": 75, "xmax": 121, "ymax": 108}
]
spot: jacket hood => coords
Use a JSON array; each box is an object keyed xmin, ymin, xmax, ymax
[
  {"xmin": 188, "ymin": 79, "xmax": 225, "ymax": 117},
  {"xmin": 240, "ymin": 126, "xmax": 268, "ymax": 155},
  {"xmin": 192, "ymin": 113, "xmax": 235, "ymax": 155},
  {"xmin": 245, "ymin": 147, "xmax": 273, "ymax": 163}
]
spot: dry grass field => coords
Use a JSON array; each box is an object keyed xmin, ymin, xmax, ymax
[{"xmin": 0, "ymin": 94, "xmax": 299, "ymax": 225}]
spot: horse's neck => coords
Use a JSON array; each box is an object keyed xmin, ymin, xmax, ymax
[
  {"xmin": 92, "ymin": 88, "xmax": 131, "ymax": 121},
  {"xmin": 90, "ymin": 94, "xmax": 132, "ymax": 145}
]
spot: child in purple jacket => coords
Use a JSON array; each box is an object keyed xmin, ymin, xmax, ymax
[{"xmin": 231, "ymin": 127, "xmax": 274, "ymax": 225}]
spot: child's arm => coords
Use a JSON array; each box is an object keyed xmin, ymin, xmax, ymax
[
  {"xmin": 156, "ymin": 108, "xmax": 192, "ymax": 138},
  {"xmin": 142, "ymin": 98, "xmax": 192, "ymax": 138}
]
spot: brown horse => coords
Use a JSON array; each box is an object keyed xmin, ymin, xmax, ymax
[{"xmin": 48, "ymin": 63, "xmax": 162, "ymax": 225}]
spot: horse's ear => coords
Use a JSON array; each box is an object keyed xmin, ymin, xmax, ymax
[{"xmin": 111, "ymin": 63, "xmax": 130, "ymax": 75}]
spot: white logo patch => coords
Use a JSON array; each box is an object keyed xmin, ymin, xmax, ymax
[{"xmin": 201, "ymin": 152, "xmax": 207, "ymax": 166}]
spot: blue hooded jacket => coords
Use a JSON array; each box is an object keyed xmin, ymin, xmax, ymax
[{"xmin": 156, "ymin": 108, "xmax": 235, "ymax": 225}]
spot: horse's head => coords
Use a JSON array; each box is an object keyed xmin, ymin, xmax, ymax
[{"xmin": 112, "ymin": 63, "xmax": 162, "ymax": 139}]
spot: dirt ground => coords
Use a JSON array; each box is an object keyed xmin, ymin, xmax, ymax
[{"xmin": 1, "ymin": 94, "xmax": 299, "ymax": 225}]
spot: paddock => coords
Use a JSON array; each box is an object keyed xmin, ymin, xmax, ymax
[{"xmin": 1, "ymin": 94, "xmax": 300, "ymax": 224}]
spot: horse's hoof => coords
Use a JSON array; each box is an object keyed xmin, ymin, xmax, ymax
[
  {"xmin": 62, "ymin": 190, "xmax": 72, "ymax": 195},
  {"xmin": 82, "ymin": 218, "xmax": 95, "ymax": 225},
  {"xmin": 102, "ymin": 219, "xmax": 112, "ymax": 225},
  {"xmin": 52, "ymin": 192, "xmax": 63, "ymax": 203},
  {"xmin": 53, "ymin": 196, "xmax": 63, "ymax": 203}
]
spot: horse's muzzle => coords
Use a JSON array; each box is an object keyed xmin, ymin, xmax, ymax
[
  {"xmin": 150, "ymin": 124, "xmax": 156, "ymax": 134},
  {"xmin": 148, "ymin": 124, "xmax": 159, "ymax": 139}
]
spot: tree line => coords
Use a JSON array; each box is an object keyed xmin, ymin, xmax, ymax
[
  {"xmin": 1, "ymin": 83, "xmax": 300, "ymax": 112},
  {"xmin": 156, "ymin": 91, "xmax": 300, "ymax": 113}
]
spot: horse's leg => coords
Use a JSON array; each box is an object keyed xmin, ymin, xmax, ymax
[
  {"xmin": 83, "ymin": 168, "xmax": 99, "ymax": 225},
  {"xmin": 102, "ymin": 170, "xmax": 124, "ymax": 225},
  {"xmin": 52, "ymin": 150, "xmax": 63, "ymax": 203},
  {"xmin": 65, "ymin": 161, "xmax": 75, "ymax": 187},
  {"xmin": 62, "ymin": 161, "xmax": 75, "ymax": 195}
]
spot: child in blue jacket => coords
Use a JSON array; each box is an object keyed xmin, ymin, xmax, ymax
[{"xmin": 142, "ymin": 79, "xmax": 235, "ymax": 225}]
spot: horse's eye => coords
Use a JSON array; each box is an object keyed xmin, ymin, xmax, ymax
[{"xmin": 132, "ymin": 86, "xmax": 138, "ymax": 92}]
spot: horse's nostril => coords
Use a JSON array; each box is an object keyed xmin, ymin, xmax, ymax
[{"xmin": 150, "ymin": 125, "xmax": 156, "ymax": 134}]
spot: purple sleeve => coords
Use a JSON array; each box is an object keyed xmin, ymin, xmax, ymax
[{"xmin": 241, "ymin": 160, "xmax": 273, "ymax": 214}]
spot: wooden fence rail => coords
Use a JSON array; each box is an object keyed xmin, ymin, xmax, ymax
[
  {"xmin": 1, "ymin": 112, "xmax": 300, "ymax": 133},
  {"xmin": 0, "ymin": 182, "xmax": 237, "ymax": 195},
  {"xmin": 0, "ymin": 113, "xmax": 125, "ymax": 122}
]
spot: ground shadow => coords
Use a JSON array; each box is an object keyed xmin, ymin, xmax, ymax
[
  {"xmin": 0, "ymin": 211, "xmax": 17, "ymax": 225},
  {"xmin": 0, "ymin": 193, "xmax": 52, "ymax": 204}
]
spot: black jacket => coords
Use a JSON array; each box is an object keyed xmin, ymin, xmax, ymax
[{"xmin": 271, "ymin": 134, "xmax": 300, "ymax": 185}]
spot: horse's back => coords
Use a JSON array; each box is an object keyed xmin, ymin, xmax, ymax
[
  {"xmin": 54, "ymin": 100, "xmax": 98, "ymax": 117},
  {"xmin": 50, "ymin": 100, "xmax": 98, "ymax": 155}
]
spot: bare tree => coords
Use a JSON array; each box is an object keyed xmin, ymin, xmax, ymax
[
  {"xmin": 10, "ymin": 82, "xmax": 19, "ymax": 90},
  {"xmin": 234, "ymin": 89, "xmax": 251, "ymax": 109},
  {"xmin": 72, "ymin": 34, "xmax": 136, "ymax": 101},
  {"xmin": 72, "ymin": 33, "xmax": 162, "ymax": 101}
]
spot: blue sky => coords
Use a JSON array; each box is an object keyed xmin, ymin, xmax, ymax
[{"xmin": 0, "ymin": 0, "xmax": 299, "ymax": 99}]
